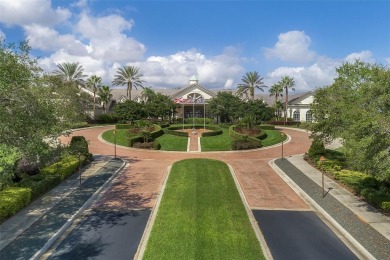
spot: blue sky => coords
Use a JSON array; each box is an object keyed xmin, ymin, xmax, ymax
[{"xmin": 1, "ymin": 0, "xmax": 389, "ymax": 93}]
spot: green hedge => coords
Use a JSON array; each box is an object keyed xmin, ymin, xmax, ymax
[
  {"xmin": 128, "ymin": 136, "xmax": 144, "ymax": 147},
  {"xmin": 201, "ymin": 125, "xmax": 223, "ymax": 137},
  {"xmin": 231, "ymin": 139, "xmax": 261, "ymax": 150},
  {"xmin": 229, "ymin": 125, "xmax": 262, "ymax": 148},
  {"xmin": 116, "ymin": 124, "xmax": 132, "ymax": 129},
  {"xmin": 41, "ymin": 155, "xmax": 86, "ymax": 180},
  {"xmin": 0, "ymin": 187, "xmax": 31, "ymax": 222},
  {"xmin": 18, "ymin": 174, "xmax": 61, "ymax": 200},
  {"xmin": 150, "ymin": 124, "xmax": 164, "ymax": 139},
  {"xmin": 259, "ymin": 124, "xmax": 275, "ymax": 130}
]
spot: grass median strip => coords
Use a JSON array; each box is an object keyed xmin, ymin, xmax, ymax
[{"xmin": 143, "ymin": 159, "xmax": 265, "ymax": 259}]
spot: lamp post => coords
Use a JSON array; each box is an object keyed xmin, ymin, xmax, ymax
[
  {"xmin": 319, "ymin": 156, "xmax": 326, "ymax": 198},
  {"xmin": 280, "ymin": 132, "xmax": 285, "ymax": 160},
  {"xmin": 113, "ymin": 130, "xmax": 117, "ymax": 159}
]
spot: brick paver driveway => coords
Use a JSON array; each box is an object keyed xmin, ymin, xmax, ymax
[{"xmin": 60, "ymin": 126, "xmax": 311, "ymax": 211}]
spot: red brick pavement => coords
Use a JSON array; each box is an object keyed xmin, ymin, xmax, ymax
[{"xmin": 60, "ymin": 126, "xmax": 311, "ymax": 210}]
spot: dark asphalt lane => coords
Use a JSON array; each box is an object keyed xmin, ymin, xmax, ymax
[
  {"xmin": 48, "ymin": 209, "xmax": 150, "ymax": 260},
  {"xmin": 253, "ymin": 210, "xmax": 358, "ymax": 260}
]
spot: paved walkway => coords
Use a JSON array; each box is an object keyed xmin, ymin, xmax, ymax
[{"xmin": 1, "ymin": 126, "xmax": 389, "ymax": 259}]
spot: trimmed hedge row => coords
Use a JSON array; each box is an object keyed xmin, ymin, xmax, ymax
[
  {"xmin": 259, "ymin": 124, "xmax": 275, "ymax": 130},
  {"xmin": 41, "ymin": 155, "xmax": 87, "ymax": 180},
  {"xmin": 116, "ymin": 124, "xmax": 132, "ymax": 129},
  {"xmin": 150, "ymin": 124, "xmax": 164, "ymax": 139},
  {"xmin": 18, "ymin": 174, "xmax": 61, "ymax": 200},
  {"xmin": 229, "ymin": 125, "xmax": 262, "ymax": 150},
  {"xmin": 0, "ymin": 187, "xmax": 31, "ymax": 222}
]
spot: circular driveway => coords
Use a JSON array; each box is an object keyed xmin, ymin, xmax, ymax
[{"xmin": 60, "ymin": 126, "xmax": 312, "ymax": 210}]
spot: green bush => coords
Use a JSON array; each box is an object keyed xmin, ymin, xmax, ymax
[
  {"xmin": 307, "ymin": 138, "xmax": 326, "ymax": 159},
  {"xmin": 41, "ymin": 155, "xmax": 85, "ymax": 180},
  {"xmin": 150, "ymin": 124, "xmax": 164, "ymax": 139},
  {"xmin": 231, "ymin": 139, "xmax": 261, "ymax": 150},
  {"xmin": 229, "ymin": 125, "xmax": 262, "ymax": 147},
  {"xmin": 0, "ymin": 187, "xmax": 31, "ymax": 222},
  {"xmin": 69, "ymin": 136, "xmax": 89, "ymax": 155},
  {"xmin": 201, "ymin": 125, "xmax": 223, "ymax": 137},
  {"xmin": 259, "ymin": 124, "xmax": 275, "ymax": 130},
  {"xmin": 128, "ymin": 136, "xmax": 144, "ymax": 147},
  {"xmin": 116, "ymin": 124, "xmax": 132, "ymax": 129},
  {"xmin": 18, "ymin": 174, "xmax": 61, "ymax": 200},
  {"xmin": 381, "ymin": 202, "xmax": 390, "ymax": 211},
  {"xmin": 254, "ymin": 130, "xmax": 267, "ymax": 140},
  {"xmin": 153, "ymin": 141, "xmax": 161, "ymax": 150},
  {"xmin": 94, "ymin": 114, "xmax": 117, "ymax": 124}
]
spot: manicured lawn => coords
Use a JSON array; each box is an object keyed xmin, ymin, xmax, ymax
[
  {"xmin": 101, "ymin": 129, "xmax": 136, "ymax": 146},
  {"xmin": 156, "ymin": 134, "xmax": 188, "ymax": 151},
  {"xmin": 200, "ymin": 128, "xmax": 232, "ymax": 151},
  {"xmin": 261, "ymin": 130, "xmax": 287, "ymax": 147},
  {"xmin": 143, "ymin": 159, "xmax": 265, "ymax": 259}
]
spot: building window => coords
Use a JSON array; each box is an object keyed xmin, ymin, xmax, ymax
[
  {"xmin": 306, "ymin": 110, "xmax": 313, "ymax": 122},
  {"xmin": 293, "ymin": 110, "xmax": 300, "ymax": 121}
]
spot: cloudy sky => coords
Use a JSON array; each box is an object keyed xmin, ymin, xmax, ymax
[{"xmin": 1, "ymin": 0, "xmax": 389, "ymax": 93}]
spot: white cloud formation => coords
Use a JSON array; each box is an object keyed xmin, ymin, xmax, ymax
[
  {"xmin": 130, "ymin": 47, "xmax": 244, "ymax": 88},
  {"xmin": 0, "ymin": 30, "xmax": 5, "ymax": 40},
  {"xmin": 75, "ymin": 13, "xmax": 145, "ymax": 62},
  {"xmin": 0, "ymin": 0, "xmax": 71, "ymax": 26},
  {"xmin": 264, "ymin": 30, "xmax": 316, "ymax": 63},
  {"xmin": 24, "ymin": 24, "xmax": 87, "ymax": 56},
  {"xmin": 344, "ymin": 50, "xmax": 372, "ymax": 62},
  {"xmin": 386, "ymin": 57, "xmax": 390, "ymax": 64}
]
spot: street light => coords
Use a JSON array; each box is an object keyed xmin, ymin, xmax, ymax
[
  {"xmin": 113, "ymin": 130, "xmax": 117, "ymax": 159},
  {"xmin": 319, "ymin": 156, "xmax": 326, "ymax": 198},
  {"xmin": 280, "ymin": 132, "xmax": 285, "ymax": 160}
]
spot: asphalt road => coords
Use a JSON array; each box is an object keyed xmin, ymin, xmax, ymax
[
  {"xmin": 253, "ymin": 210, "xmax": 358, "ymax": 260},
  {"xmin": 48, "ymin": 209, "xmax": 150, "ymax": 260}
]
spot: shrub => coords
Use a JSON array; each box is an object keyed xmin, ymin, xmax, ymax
[
  {"xmin": 307, "ymin": 138, "xmax": 326, "ymax": 159},
  {"xmin": 259, "ymin": 124, "xmax": 275, "ymax": 130},
  {"xmin": 229, "ymin": 125, "xmax": 262, "ymax": 147},
  {"xmin": 0, "ymin": 187, "xmax": 31, "ymax": 222},
  {"xmin": 14, "ymin": 157, "xmax": 40, "ymax": 179},
  {"xmin": 128, "ymin": 136, "xmax": 144, "ymax": 147},
  {"xmin": 116, "ymin": 124, "xmax": 132, "ymax": 129},
  {"xmin": 41, "ymin": 155, "xmax": 86, "ymax": 180},
  {"xmin": 69, "ymin": 136, "xmax": 89, "ymax": 155},
  {"xmin": 18, "ymin": 174, "xmax": 61, "ymax": 200},
  {"xmin": 150, "ymin": 124, "xmax": 164, "ymax": 139},
  {"xmin": 231, "ymin": 139, "xmax": 261, "ymax": 150},
  {"xmin": 381, "ymin": 202, "xmax": 390, "ymax": 211},
  {"xmin": 94, "ymin": 114, "xmax": 117, "ymax": 124}
]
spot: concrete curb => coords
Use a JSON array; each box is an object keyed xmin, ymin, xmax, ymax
[
  {"xmin": 31, "ymin": 158, "xmax": 126, "ymax": 260},
  {"xmin": 268, "ymin": 159, "xmax": 375, "ymax": 260},
  {"xmin": 228, "ymin": 164, "xmax": 273, "ymax": 260},
  {"xmin": 134, "ymin": 165, "xmax": 171, "ymax": 260}
]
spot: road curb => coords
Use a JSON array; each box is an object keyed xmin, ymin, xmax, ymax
[
  {"xmin": 31, "ymin": 158, "xmax": 126, "ymax": 260},
  {"xmin": 269, "ymin": 158, "xmax": 375, "ymax": 260},
  {"xmin": 228, "ymin": 164, "xmax": 273, "ymax": 260}
]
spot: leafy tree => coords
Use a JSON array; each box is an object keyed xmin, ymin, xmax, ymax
[
  {"xmin": 238, "ymin": 100, "xmax": 274, "ymax": 127},
  {"xmin": 269, "ymin": 83, "xmax": 284, "ymax": 120},
  {"xmin": 236, "ymin": 71, "xmax": 266, "ymax": 100},
  {"xmin": 312, "ymin": 60, "xmax": 390, "ymax": 181},
  {"xmin": 144, "ymin": 93, "xmax": 175, "ymax": 121},
  {"xmin": 113, "ymin": 100, "xmax": 145, "ymax": 123},
  {"xmin": 208, "ymin": 91, "xmax": 243, "ymax": 123},
  {"xmin": 280, "ymin": 76, "xmax": 295, "ymax": 124},
  {"xmin": 112, "ymin": 66, "xmax": 144, "ymax": 100},
  {"xmin": 86, "ymin": 75, "xmax": 102, "ymax": 116},
  {"xmin": 141, "ymin": 87, "xmax": 157, "ymax": 102},
  {"xmin": 53, "ymin": 62, "xmax": 86, "ymax": 87},
  {"xmin": 98, "ymin": 85, "xmax": 113, "ymax": 114}
]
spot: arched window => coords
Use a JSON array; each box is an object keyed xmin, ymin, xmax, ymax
[
  {"xmin": 293, "ymin": 110, "xmax": 300, "ymax": 121},
  {"xmin": 306, "ymin": 110, "xmax": 313, "ymax": 122}
]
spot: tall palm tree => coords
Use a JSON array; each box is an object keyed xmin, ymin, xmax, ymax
[
  {"xmin": 98, "ymin": 85, "xmax": 113, "ymax": 114},
  {"xmin": 236, "ymin": 71, "xmax": 266, "ymax": 100},
  {"xmin": 112, "ymin": 66, "xmax": 144, "ymax": 100},
  {"xmin": 269, "ymin": 83, "xmax": 284, "ymax": 120},
  {"xmin": 141, "ymin": 87, "xmax": 156, "ymax": 102},
  {"xmin": 87, "ymin": 75, "xmax": 102, "ymax": 117},
  {"xmin": 53, "ymin": 62, "xmax": 86, "ymax": 87},
  {"xmin": 280, "ymin": 76, "xmax": 295, "ymax": 124}
]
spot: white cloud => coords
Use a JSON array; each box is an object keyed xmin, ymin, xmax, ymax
[
  {"xmin": 75, "ymin": 13, "xmax": 145, "ymax": 62},
  {"xmin": 386, "ymin": 57, "xmax": 390, "ymax": 64},
  {"xmin": 24, "ymin": 24, "xmax": 87, "ymax": 56},
  {"xmin": 264, "ymin": 30, "xmax": 316, "ymax": 63},
  {"xmin": 130, "ymin": 47, "xmax": 244, "ymax": 88},
  {"xmin": 345, "ymin": 50, "xmax": 372, "ymax": 62},
  {"xmin": 0, "ymin": 30, "xmax": 5, "ymax": 40},
  {"xmin": 0, "ymin": 0, "xmax": 71, "ymax": 26}
]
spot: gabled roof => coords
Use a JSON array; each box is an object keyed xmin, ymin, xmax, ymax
[
  {"xmin": 170, "ymin": 83, "xmax": 216, "ymax": 99},
  {"xmin": 288, "ymin": 91, "xmax": 313, "ymax": 105}
]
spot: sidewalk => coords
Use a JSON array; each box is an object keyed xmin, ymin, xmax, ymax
[
  {"xmin": 0, "ymin": 155, "xmax": 124, "ymax": 260},
  {"xmin": 271, "ymin": 154, "xmax": 390, "ymax": 260}
]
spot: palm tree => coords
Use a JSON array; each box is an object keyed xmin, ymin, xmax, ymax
[
  {"xmin": 112, "ymin": 66, "xmax": 144, "ymax": 100},
  {"xmin": 141, "ymin": 87, "xmax": 156, "ymax": 102},
  {"xmin": 87, "ymin": 75, "xmax": 102, "ymax": 117},
  {"xmin": 280, "ymin": 76, "xmax": 295, "ymax": 124},
  {"xmin": 236, "ymin": 71, "xmax": 266, "ymax": 100},
  {"xmin": 53, "ymin": 62, "xmax": 86, "ymax": 86},
  {"xmin": 269, "ymin": 83, "xmax": 284, "ymax": 120},
  {"xmin": 98, "ymin": 85, "xmax": 113, "ymax": 114}
]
